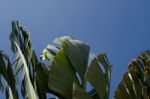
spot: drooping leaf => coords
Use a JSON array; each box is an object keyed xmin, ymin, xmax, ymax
[{"xmin": 62, "ymin": 39, "xmax": 90, "ymax": 86}]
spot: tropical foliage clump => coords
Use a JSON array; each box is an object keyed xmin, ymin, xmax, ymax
[
  {"xmin": 0, "ymin": 21, "xmax": 111, "ymax": 99},
  {"xmin": 0, "ymin": 21, "xmax": 150, "ymax": 99}
]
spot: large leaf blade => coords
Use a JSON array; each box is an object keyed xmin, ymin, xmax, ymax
[
  {"xmin": 62, "ymin": 39, "xmax": 90, "ymax": 86},
  {"xmin": 85, "ymin": 53, "xmax": 111, "ymax": 99},
  {"xmin": 48, "ymin": 49, "xmax": 78, "ymax": 99}
]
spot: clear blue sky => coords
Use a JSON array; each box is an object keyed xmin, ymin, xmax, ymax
[{"xmin": 0, "ymin": 0, "xmax": 150, "ymax": 98}]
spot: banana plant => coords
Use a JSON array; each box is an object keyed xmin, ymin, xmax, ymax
[
  {"xmin": 115, "ymin": 50, "xmax": 150, "ymax": 99},
  {"xmin": 4, "ymin": 20, "xmax": 150, "ymax": 99},
  {"xmin": 0, "ymin": 21, "xmax": 112, "ymax": 99},
  {"xmin": 41, "ymin": 36, "xmax": 112, "ymax": 99}
]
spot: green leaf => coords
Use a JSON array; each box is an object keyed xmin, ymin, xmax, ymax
[
  {"xmin": 48, "ymin": 49, "xmax": 78, "ymax": 99},
  {"xmin": 10, "ymin": 20, "xmax": 49, "ymax": 98},
  {"xmin": 62, "ymin": 39, "xmax": 90, "ymax": 86},
  {"xmin": 36, "ymin": 63, "xmax": 50, "ymax": 98},
  {"xmin": 85, "ymin": 53, "xmax": 111, "ymax": 99},
  {"xmin": 97, "ymin": 53, "xmax": 111, "ymax": 84},
  {"xmin": 14, "ymin": 42, "xmax": 38, "ymax": 99},
  {"xmin": 10, "ymin": 20, "xmax": 35, "ymax": 82},
  {"xmin": 10, "ymin": 21, "xmax": 33, "ymax": 60},
  {"xmin": 85, "ymin": 58, "xmax": 106, "ymax": 99}
]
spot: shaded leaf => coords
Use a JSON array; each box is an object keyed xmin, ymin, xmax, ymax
[{"xmin": 36, "ymin": 63, "xmax": 50, "ymax": 99}]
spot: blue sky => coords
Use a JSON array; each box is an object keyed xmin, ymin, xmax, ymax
[{"xmin": 0, "ymin": 0, "xmax": 150, "ymax": 98}]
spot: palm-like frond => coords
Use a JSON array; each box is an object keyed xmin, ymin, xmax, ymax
[
  {"xmin": 13, "ymin": 42, "xmax": 38, "ymax": 99},
  {"xmin": 10, "ymin": 21, "xmax": 49, "ymax": 99},
  {"xmin": 10, "ymin": 21, "xmax": 35, "ymax": 82},
  {"xmin": 115, "ymin": 50, "xmax": 150, "ymax": 99}
]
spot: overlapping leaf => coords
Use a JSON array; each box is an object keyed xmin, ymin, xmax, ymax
[
  {"xmin": 36, "ymin": 63, "xmax": 50, "ymax": 99},
  {"xmin": 85, "ymin": 53, "xmax": 111, "ymax": 99},
  {"xmin": 48, "ymin": 49, "xmax": 78, "ymax": 99},
  {"xmin": 62, "ymin": 39, "xmax": 90, "ymax": 86}
]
